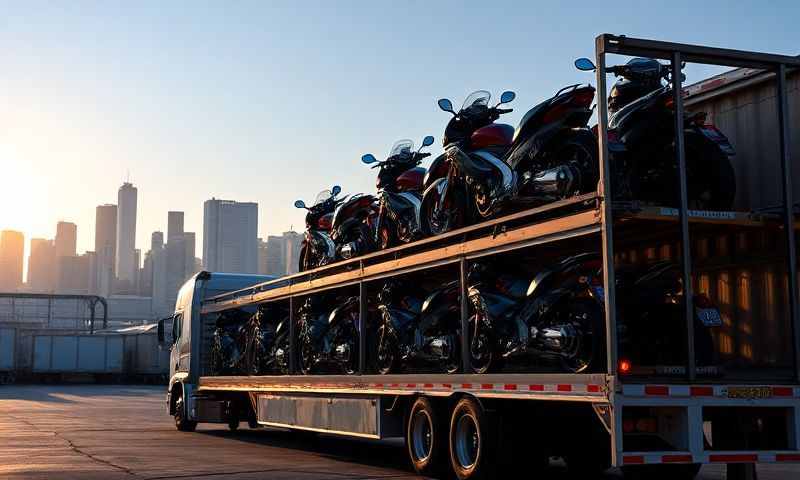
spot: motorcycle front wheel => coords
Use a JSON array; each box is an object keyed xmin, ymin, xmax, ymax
[
  {"xmin": 299, "ymin": 337, "xmax": 315, "ymax": 375},
  {"xmin": 422, "ymin": 183, "xmax": 466, "ymax": 236},
  {"xmin": 375, "ymin": 324, "xmax": 398, "ymax": 375},
  {"xmin": 467, "ymin": 314, "xmax": 494, "ymax": 374}
]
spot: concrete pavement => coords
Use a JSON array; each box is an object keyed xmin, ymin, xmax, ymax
[{"xmin": 0, "ymin": 385, "xmax": 797, "ymax": 479}]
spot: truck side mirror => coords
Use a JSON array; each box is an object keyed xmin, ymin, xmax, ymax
[{"xmin": 157, "ymin": 318, "xmax": 166, "ymax": 346}]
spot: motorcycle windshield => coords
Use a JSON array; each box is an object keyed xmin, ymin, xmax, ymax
[
  {"xmin": 313, "ymin": 189, "xmax": 333, "ymax": 206},
  {"xmin": 460, "ymin": 90, "xmax": 491, "ymax": 112},
  {"xmin": 389, "ymin": 139, "xmax": 414, "ymax": 157}
]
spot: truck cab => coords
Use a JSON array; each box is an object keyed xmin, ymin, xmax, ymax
[{"xmin": 158, "ymin": 271, "xmax": 272, "ymax": 431}]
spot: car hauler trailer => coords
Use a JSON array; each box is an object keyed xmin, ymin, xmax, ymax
[{"xmin": 160, "ymin": 35, "xmax": 800, "ymax": 479}]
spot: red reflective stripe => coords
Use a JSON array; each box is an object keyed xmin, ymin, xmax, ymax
[
  {"xmin": 773, "ymin": 387, "xmax": 794, "ymax": 397},
  {"xmin": 405, "ymin": 384, "xmax": 416, "ymax": 388},
  {"xmin": 587, "ymin": 384, "xmax": 601, "ymax": 393},
  {"xmin": 390, "ymin": 383, "xmax": 399, "ymax": 388},
  {"xmin": 662, "ymin": 454, "xmax": 693, "ymax": 463},
  {"xmin": 423, "ymin": 383, "xmax": 434, "ymax": 388},
  {"xmin": 557, "ymin": 384, "xmax": 572, "ymax": 392},
  {"xmin": 623, "ymin": 455, "xmax": 645, "ymax": 465},
  {"xmin": 776, "ymin": 454, "xmax": 800, "ymax": 462},
  {"xmin": 442, "ymin": 383, "xmax": 452, "ymax": 389},
  {"xmin": 481, "ymin": 383, "xmax": 494, "ymax": 390},
  {"xmin": 690, "ymin": 386, "xmax": 714, "ymax": 397},
  {"xmin": 709, "ymin": 454, "xmax": 758, "ymax": 463},
  {"xmin": 503, "ymin": 384, "xmax": 517, "ymax": 391},
  {"xmin": 461, "ymin": 383, "xmax": 472, "ymax": 389},
  {"xmin": 374, "ymin": 383, "xmax": 384, "ymax": 388},
  {"xmin": 645, "ymin": 385, "xmax": 670, "ymax": 396},
  {"xmin": 528, "ymin": 384, "xmax": 544, "ymax": 391}
]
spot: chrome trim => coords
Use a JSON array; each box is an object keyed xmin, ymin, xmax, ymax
[{"xmin": 472, "ymin": 150, "xmax": 515, "ymax": 195}]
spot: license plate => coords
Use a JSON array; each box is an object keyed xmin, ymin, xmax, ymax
[
  {"xmin": 726, "ymin": 386, "xmax": 773, "ymax": 399},
  {"xmin": 696, "ymin": 307, "xmax": 723, "ymax": 327}
]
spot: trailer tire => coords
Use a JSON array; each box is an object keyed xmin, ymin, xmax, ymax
[
  {"xmin": 174, "ymin": 393, "xmax": 197, "ymax": 432},
  {"xmin": 406, "ymin": 397, "xmax": 446, "ymax": 477},
  {"xmin": 449, "ymin": 397, "xmax": 496, "ymax": 480}
]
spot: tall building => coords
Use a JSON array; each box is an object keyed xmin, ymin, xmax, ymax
[
  {"xmin": 94, "ymin": 204, "xmax": 117, "ymax": 296},
  {"xmin": 0, "ymin": 230, "xmax": 24, "ymax": 291},
  {"xmin": 167, "ymin": 211, "xmax": 184, "ymax": 243},
  {"xmin": 202, "ymin": 199, "xmax": 258, "ymax": 273},
  {"xmin": 28, "ymin": 238, "xmax": 55, "ymax": 292},
  {"xmin": 57, "ymin": 254, "xmax": 90, "ymax": 294},
  {"xmin": 282, "ymin": 231, "xmax": 303, "ymax": 275},
  {"xmin": 151, "ymin": 231, "xmax": 164, "ymax": 250},
  {"xmin": 116, "ymin": 182, "xmax": 138, "ymax": 283},
  {"xmin": 265, "ymin": 235, "xmax": 285, "ymax": 276},
  {"xmin": 257, "ymin": 238, "xmax": 269, "ymax": 275},
  {"xmin": 55, "ymin": 221, "xmax": 77, "ymax": 258}
]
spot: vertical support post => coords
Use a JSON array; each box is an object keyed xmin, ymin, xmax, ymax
[
  {"xmin": 776, "ymin": 64, "xmax": 800, "ymax": 382},
  {"xmin": 358, "ymin": 278, "xmax": 367, "ymax": 374},
  {"xmin": 595, "ymin": 34, "xmax": 620, "ymax": 468},
  {"xmin": 47, "ymin": 297, "xmax": 52, "ymax": 327},
  {"xmin": 460, "ymin": 257, "xmax": 470, "ymax": 373},
  {"xmin": 595, "ymin": 37, "xmax": 618, "ymax": 377},
  {"xmin": 288, "ymin": 295, "xmax": 296, "ymax": 375},
  {"xmin": 89, "ymin": 299, "xmax": 96, "ymax": 334},
  {"xmin": 672, "ymin": 51, "xmax": 696, "ymax": 381}
]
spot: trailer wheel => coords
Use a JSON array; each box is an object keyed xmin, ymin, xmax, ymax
[
  {"xmin": 174, "ymin": 393, "xmax": 197, "ymax": 432},
  {"xmin": 406, "ymin": 397, "xmax": 445, "ymax": 477},
  {"xmin": 449, "ymin": 397, "xmax": 495, "ymax": 480}
]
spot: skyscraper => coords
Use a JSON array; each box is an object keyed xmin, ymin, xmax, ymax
[
  {"xmin": 282, "ymin": 231, "xmax": 303, "ymax": 275},
  {"xmin": 203, "ymin": 198, "xmax": 258, "ymax": 273},
  {"xmin": 0, "ymin": 230, "xmax": 24, "ymax": 291},
  {"xmin": 167, "ymin": 211, "xmax": 184, "ymax": 243},
  {"xmin": 55, "ymin": 221, "xmax": 77, "ymax": 258},
  {"xmin": 115, "ymin": 182, "xmax": 138, "ymax": 283},
  {"xmin": 94, "ymin": 204, "xmax": 117, "ymax": 296},
  {"xmin": 151, "ymin": 231, "xmax": 164, "ymax": 250},
  {"xmin": 28, "ymin": 238, "xmax": 55, "ymax": 292}
]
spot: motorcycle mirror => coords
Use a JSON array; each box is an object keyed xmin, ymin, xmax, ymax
[
  {"xmin": 421, "ymin": 135, "xmax": 435, "ymax": 148},
  {"xmin": 361, "ymin": 153, "xmax": 378, "ymax": 164},
  {"xmin": 331, "ymin": 185, "xmax": 341, "ymax": 196},
  {"xmin": 574, "ymin": 57, "xmax": 596, "ymax": 71},
  {"xmin": 437, "ymin": 98, "xmax": 455, "ymax": 115},
  {"xmin": 498, "ymin": 91, "xmax": 516, "ymax": 105},
  {"xmin": 294, "ymin": 200, "xmax": 307, "ymax": 209}
]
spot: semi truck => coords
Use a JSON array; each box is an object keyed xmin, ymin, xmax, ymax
[{"xmin": 159, "ymin": 34, "xmax": 800, "ymax": 479}]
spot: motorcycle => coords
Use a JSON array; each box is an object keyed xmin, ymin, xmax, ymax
[
  {"xmin": 374, "ymin": 280, "xmax": 462, "ymax": 374},
  {"xmin": 295, "ymin": 186, "xmax": 343, "ymax": 271},
  {"xmin": 244, "ymin": 302, "xmax": 291, "ymax": 375},
  {"xmin": 360, "ymin": 135, "xmax": 435, "ymax": 250},
  {"xmin": 466, "ymin": 255, "xmax": 605, "ymax": 374},
  {"xmin": 298, "ymin": 295, "xmax": 360, "ymax": 374},
  {"xmin": 420, "ymin": 85, "xmax": 599, "ymax": 235},
  {"xmin": 574, "ymin": 56, "xmax": 736, "ymax": 210},
  {"xmin": 210, "ymin": 309, "xmax": 252, "ymax": 375}
]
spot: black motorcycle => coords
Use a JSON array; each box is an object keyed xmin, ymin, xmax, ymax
[
  {"xmin": 295, "ymin": 186, "xmax": 343, "ymax": 271},
  {"xmin": 421, "ymin": 86, "xmax": 598, "ymax": 235},
  {"xmin": 298, "ymin": 295, "xmax": 360, "ymax": 375},
  {"xmin": 210, "ymin": 309, "xmax": 252, "ymax": 375},
  {"xmin": 244, "ymin": 303, "xmax": 291, "ymax": 375},
  {"xmin": 575, "ymin": 56, "xmax": 736, "ymax": 210},
  {"xmin": 466, "ymin": 255, "xmax": 605, "ymax": 374},
  {"xmin": 374, "ymin": 280, "xmax": 462, "ymax": 374},
  {"xmin": 361, "ymin": 136, "xmax": 434, "ymax": 250}
]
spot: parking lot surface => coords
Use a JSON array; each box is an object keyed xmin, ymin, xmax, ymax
[{"xmin": 0, "ymin": 385, "xmax": 797, "ymax": 479}]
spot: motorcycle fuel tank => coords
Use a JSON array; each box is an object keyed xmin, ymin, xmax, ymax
[
  {"xmin": 395, "ymin": 167, "xmax": 425, "ymax": 193},
  {"xmin": 470, "ymin": 123, "xmax": 514, "ymax": 149}
]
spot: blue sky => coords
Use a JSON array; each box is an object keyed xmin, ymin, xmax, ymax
[{"xmin": 1, "ymin": 1, "xmax": 798, "ymax": 274}]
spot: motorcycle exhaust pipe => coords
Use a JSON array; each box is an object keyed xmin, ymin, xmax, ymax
[{"xmin": 527, "ymin": 164, "xmax": 579, "ymax": 197}]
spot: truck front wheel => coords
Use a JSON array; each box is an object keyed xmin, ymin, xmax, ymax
[
  {"xmin": 449, "ymin": 397, "xmax": 496, "ymax": 480},
  {"xmin": 174, "ymin": 391, "xmax": 197, "ymax": 432}
]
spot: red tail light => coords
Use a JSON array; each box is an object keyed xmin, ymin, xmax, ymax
[{"xmin": 619, "ymin": 358, "xmax": 632, "ymax": 374}]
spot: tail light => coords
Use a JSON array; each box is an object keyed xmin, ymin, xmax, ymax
[{"xmin": 619, "ymin": 358, "xmax": 632, "ymax": 374}]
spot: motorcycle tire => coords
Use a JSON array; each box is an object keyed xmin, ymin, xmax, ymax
[
  {"xmin": 378, "ymin": 221, "xmax": 397, "ymax": 251},
  {"xmin": 422, "ymin": 182, "xmax": 466, "ymax": 236},
  {"xmin": 553, "ymin": 130, "xmax": 599, "ymax": 195},
  {"xmin": 299, "ymin": 337, "xmax": 315, "ymax": 375},
  {"xmin": 685, "ymin": 133, "xmax": 736, "ymax": 210},
  {"xmin": 467, "ymin": 314, "xmax": 494, "ymax": 374},
  {"xmin": 375, "ymin": 324, "xmax": 398, "ymax": 375},
  {"xmin": 557, "ymin": 299, "xmax": 605, "ymax": 374}
]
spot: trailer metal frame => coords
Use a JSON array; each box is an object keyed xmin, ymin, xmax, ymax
[{"xmin": 190, "ymin": 34, "xmax": 800, "ymax": 471}]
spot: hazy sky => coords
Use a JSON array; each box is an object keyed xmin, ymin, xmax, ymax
[{"xmin": 2, "ymin": 1, "xmax": 798, "ymax": 277}]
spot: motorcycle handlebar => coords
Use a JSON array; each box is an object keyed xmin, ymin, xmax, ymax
[{"xmin": 496, "ymin": 108, "xmax": 513, "ymax": 114}]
